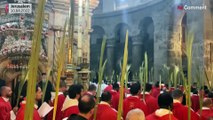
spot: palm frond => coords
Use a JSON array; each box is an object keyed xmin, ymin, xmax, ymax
[
  {"xmin": 93, "ymin": 37, "xmax": 107, "ymax": 120},
  {"xmin": 117, "ymin": 31, "xmax": 128, "ymax": 120},
  {"xmin": 24, "ymin": 0, "xmax": 46, "ymax": 119}
]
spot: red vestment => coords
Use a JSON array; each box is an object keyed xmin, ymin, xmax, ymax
[
  {"xmin": 150, "ymin": 87, "xmax": 160, "ymax": 98},
  {"xmin": 123, "ymin": 96, "xmax": 148, "ymax": 120},
  {"xmin": 111, "ymin": 91, "xmax": 120, "ymax": 110},
  {"xmin": 62, "ymin": 98, "xmax": 79, "ymax": 119},
  {"xmin": 197, "ymin": 108, "xmax": 213, "ymax": 120},
  {"xmin": 47, "ymin": 94, "xmax": 65, "ymax": 120},
  {"xmin": 104, "ymin": 85, "xmax": 113, "ymax": 92},
  {"xmin": 96, "ymin": 102, "xmax": 117, "ymax": 120},
  {"xmin": 0, "ymin": 97, "xmax": 12, "ymax": 120},
  {"xmin": 146, "ymin": 112, "xmax": 177, "ymax": 120},
  {"xmin": 191, "ymin": 95, "xmax": 200, "ymax": 112},
  {"xmin": 144, "ymin": 93, "xmax": 159, "ymax": 114},
  {"xmin": 172, "ymin": 102, "xmax": 199, "ymax": 120},
  {"xmin": 16, "ymin": 102, "xmax": 41, "ymax": 120}
]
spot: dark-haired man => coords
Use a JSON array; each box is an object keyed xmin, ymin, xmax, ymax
[
  {"xmin": 0, "ymin": 86, "xmax": 12, "ymax": 120},
  {"xmin": 62, "ymin": 84, "xmax": 84, "ymax": 119},
  {"xmin": 68, "ymin": 94, "xmax": 95, "ymax": 120},
  {"xmin": 111, "ymin": 83, "xmax": 120, "ymax": 110},
  {"xmin": 172, "ymin": 89, "xmax": 199, "ymax": 120},
  {"xmin": 142, "ymin": 83, "xmax": 159, "ymax": 114},
  {"xmin": 96, "ymin": 91, "xmax": 118, "ymax": 120},
  {"xmin": 85, "ymin": 84, "xmax": 97, "ymax": 97},
  {"xmin": 146, "ymin": 92, "xmax": 177, "ymax": 120},
  {"xmin": 191, "ymin": 90, "xmax": 199, "ymax": 112},
  {"xmin": 16, "ymin": 86, "xmax": 43, "ymax": 120},
  {"xmin": 123, "ymin": 82, "xmax": 148, "ymax": 120},
  {"xmin": 150, "ymin": 81, "xmax": 160, "ymax": 97}
]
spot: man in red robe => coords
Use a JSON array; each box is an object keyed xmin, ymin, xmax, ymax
[
  {"xmin": 111, "ymin": 83, "xmax": 120, "ymax": 110},
  {"xmin": 68, "ymin": 94, "xmax": 95, "ymax": 120},
  {"xmin": 16, "ymin": 85, "xmax": 43, "ymax": 120},
  {"xmin": 123, "ymin": 82, "xmax": 148, "ymax": 120},
  {"xmin": 146, "ymin": 92, "xmax": 177, "ymax": 120},
  {"xmin": 47, "ymin": 80, "xmax": 66, "ymax": 120},
  {"xmin": 0, "ymin": 86, "xmax": 12, "ymax": 120},
  {"xmin": 96, "ymin": 91, "xmax": 118, "ymax": 120},
  {"xmin": 141, "ymin": 83, "xmax": 159, "ymax": 114},
  {"xmin": 150, "ymin": 81, "xmax": 160, "ymax": 97},
  {"xmin": 172, "ymin": 89, "xmax": 199, "ymax": 120},
  {"xmin": 62, "ymin": 84, "xmax": 84, "ymax": 119},
  {"xmin": 191, "ymin": 90, "xmax": 200, "ymax": 112},
  {"xmin": 197, "ymin": 98, "xmax": 213, "ymax": 120},
  {"xmin": 84, "ymin": 84, "xmax": 97, "ymax": 97}
]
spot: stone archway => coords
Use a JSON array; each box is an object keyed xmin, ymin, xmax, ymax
[
  {"xmin": 90, "ymin": 25, "xmax": 105, "ymax": 71},
  {"xmin": 91, "ymin": 26, "xmax": 105, "ymax": 44},
  {"xmin": 113, "ymin": 23, "xmax": 131, "ymax": 76},
  {"xmin": 134, "ymin": 17, "xmax": 154, "ymax": 80}
]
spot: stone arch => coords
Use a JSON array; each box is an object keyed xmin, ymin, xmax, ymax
[
  {"xmin": 114, "ymin": 23, "xmax": 130, "ymax": 43},
  {"xmin": 91, "ymin": 25, "xmax": 105, "ymax": 45},
  {"xmin": 90, "ymin": 25, "xmax": 105, "ymax": 72},
  {"xmin": 113, "ymin": 23, "xmax": 132, "ymax": 75},
  {"xmin": 139, "ymin": 17, "xmax": 154, "ymax": 41},
  {"xmin": 138, "ymin": 17, "xmax": 154, "ymax": 80}
]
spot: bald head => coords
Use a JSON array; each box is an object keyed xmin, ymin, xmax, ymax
[
  {"xmin": 126, "ymin": 109, "xmax": 145, "ymax": 120},
  {"xmin": 0, "ymin": 86, "xmax": 12, "ymax": 98},
  {"xmin": 203, "ymin": 98, "xmax": 213, "ymax": 108}
]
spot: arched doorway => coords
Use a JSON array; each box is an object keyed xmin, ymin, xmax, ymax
[
  {"xmin": 90, "ymin": 26, "xmax": 105, "ymax": 72},
  {"xmin": 138, "ymin": 17, "xmax": 154, "ymax": 81},
  {"xmin": 114, "ymin": 23, "xmax": 132, "ymax": 77}
]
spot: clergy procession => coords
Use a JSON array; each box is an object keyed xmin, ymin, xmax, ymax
[
  {"xmin": 0, "ymin": 0, "xmax": 213, "ymax": 120},
  {"xmin": 1, "ymin": 78, "xmax": 213, "ymax": 120}
]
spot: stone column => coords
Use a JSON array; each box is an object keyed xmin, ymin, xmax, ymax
[
  {"xmin": 106, "ymin": 38, "xmax": 115, "ymax": 77},
  {"xmin": 131, "ymin": 35, "xmax": 143, "ymax": 75},
  {"xmin": 153, "ymin": 14, "xmax": 170, "ymax": 81}
]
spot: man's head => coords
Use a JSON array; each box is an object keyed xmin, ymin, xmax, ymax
[
  {"xmin": 101, "ymin": 91, "xmax": 112, "ymax": 103},
  {"xmin": 41, "ymin": 73, "xmax": 47, "ymax": 82},
  {"xmin": 113, "ymin": 82, "xmax": 119, "ymax": 92},
  {"xmin": 155, "ymin": 81, "xmax": 160, "ymax": 88},
  {"xmin": 68, "ymin": 84, "xmax": 84, "ymax": 99},
  {"xmin": 0, "ymin": 86, "xmax": 12, "ymax": 98},
  {"xmin": 88, "ymin": 84, "xmax": 97, "ymax": 96},
  {"xmin": 202, "ymin": 98, "xmax": 213, "ymax": 108},
  {"xmin": 59, "ymin": 80, "xmax": 67, "ymax": 93},
  {"xmin": 158, "ymin": 92, "xmax": 173, "ymax": 110},
  {"xmin": 130, "ymin": 82, "xmax": 141, "ymax": 96},
  {"xmin": 172, "ymin": 89, "xmax": 183, "ymax": 102},
  {"xmin": 35, "ymin": 86, "xmax": 43, "ymax": 101},
  {"xmin": 126, "ymin": 108, "xmax": 145, "ymax": 120},
  {"xmin": 78, "ymin": 94, "xmax": 95, "ymax": 118},
  {"xmin": 208, "ymin": 91, "xmax": 213, "ymax": 98},
  {"xmin": 145, "ymin": 83, "xmax": 152, "ymax": 92}
]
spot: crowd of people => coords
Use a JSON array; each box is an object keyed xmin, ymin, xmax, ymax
[{"xmin": 0, "ymin": 74, "xmax": 213, "ymax": 120}]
